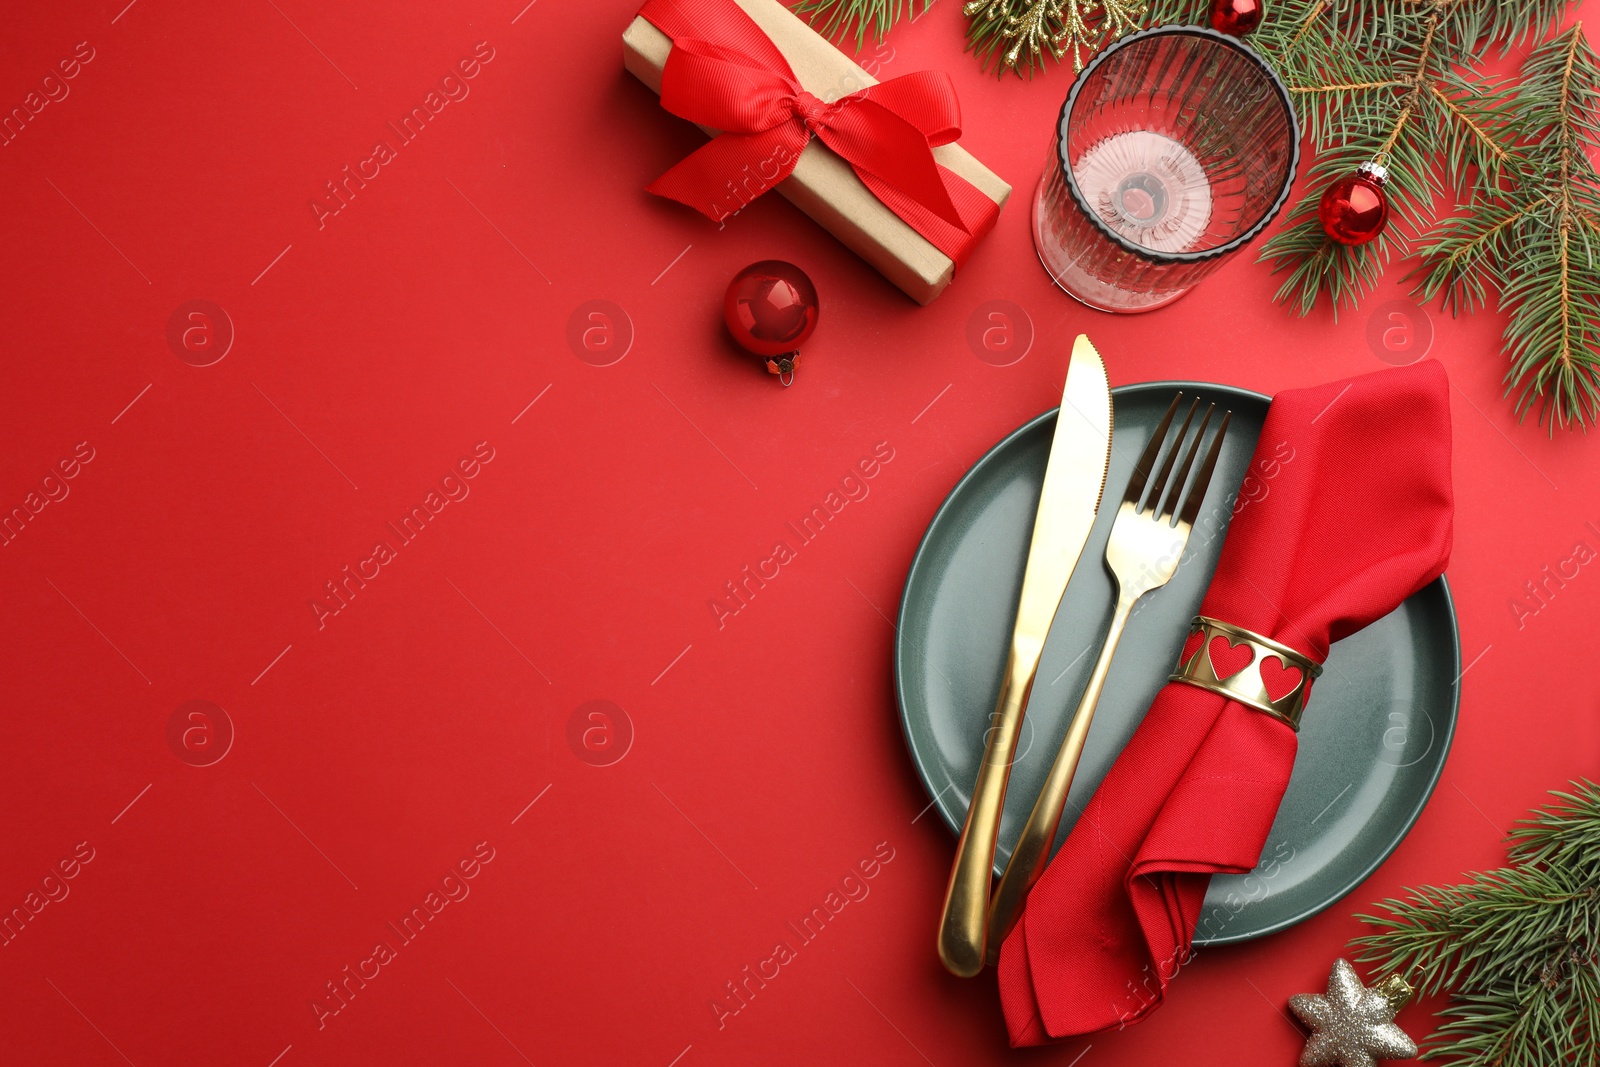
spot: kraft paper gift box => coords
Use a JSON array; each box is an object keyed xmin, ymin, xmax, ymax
[{"xmin": 623, "ymin": 0, "xmax": 1012, "ymax": 305}]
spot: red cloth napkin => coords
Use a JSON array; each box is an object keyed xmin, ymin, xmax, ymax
[{"xmin": 997, "ymin": 362, "xmax": 1454, "ymax": 1045}]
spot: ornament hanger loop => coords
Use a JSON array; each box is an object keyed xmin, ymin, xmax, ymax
[{"xmin": 765, "ymin": 352, "xmax": 800, "ymax": 387}]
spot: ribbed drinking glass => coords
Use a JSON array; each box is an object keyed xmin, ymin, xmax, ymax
[{"xmin": 1033, "ymin": 26, "xmax": 1299, "ymax": 313}]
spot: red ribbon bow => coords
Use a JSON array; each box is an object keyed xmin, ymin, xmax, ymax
[{"xmin": 638, "ymin": 0, "xmax": 1000, "ymax": 267}]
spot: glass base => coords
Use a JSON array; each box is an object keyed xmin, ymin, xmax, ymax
[
  {"xmin": 1079, "ymin": 130, "xmax": 1212, "ymax": 251},
  {"xmin": 1031, "ymin": 128, "xmax": 1214, "ymax": 314},
  {"xmin": 1031, "ymin": 185, "xmax": 1193, "ymax": 314}
]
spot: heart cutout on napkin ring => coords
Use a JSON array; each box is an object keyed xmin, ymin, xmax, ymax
[
  {"xmin": 1169, "ymin": 616, "xmax": 1324, "ymax": 730},
  {"xmin": 1258, "ymin": 655, "xmax": 1304, "ymax": 703},
  {"xmin": 1206, "ymin": 633, "xmax": 1255, "ymax": 680}
]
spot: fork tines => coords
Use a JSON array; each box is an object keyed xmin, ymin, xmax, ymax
[{"xmin": 1128, "ymin": 395, "xmax": 1232, "ymax": 527}]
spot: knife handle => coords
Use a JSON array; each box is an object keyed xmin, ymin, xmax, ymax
[
  {"xmin": 937, "ymin": 647, "xmax": 1037, "ymax": 977},
  {"xmin": 984, "ymin": 593, "xmax": 1136, "ymax": 962}
]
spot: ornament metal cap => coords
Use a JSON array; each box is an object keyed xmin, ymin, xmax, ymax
[
  {"xmin": 1374, "ymin": 973, "xmax": 1414, "ymax": 1013},
  {"xmin": 764, "ymin": 352, "xmax": 800, "ymax": 387},
  {"xmin": 1357, "ymin": 161, "xmax": 1390, "ymax": 184}
]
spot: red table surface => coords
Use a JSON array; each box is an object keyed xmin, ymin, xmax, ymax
[{"xmin": 2, "ymin": 2, "xmax": 1596, "ymax": 1064}]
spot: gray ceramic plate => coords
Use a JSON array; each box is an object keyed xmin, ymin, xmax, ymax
[{"xmin": 896, "ymin": 381, "xmax": 1459, "ymax": 944}]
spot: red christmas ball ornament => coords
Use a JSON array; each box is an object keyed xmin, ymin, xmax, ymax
[
  {"xmin": 723, "ymin": 260, "xmax": 818, "ymax": 385},
  {"xmin": 1318, "ymin": 162, "xmax": 1390, "ymax": 246},
  {"xmin": 1209, "ymin": 0, "xmax": 1262, "ymax": 35}
]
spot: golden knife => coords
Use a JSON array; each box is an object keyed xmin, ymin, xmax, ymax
[{"xmin": 936, "ymin": 335, "xmax": 1114, "ymax": 977}]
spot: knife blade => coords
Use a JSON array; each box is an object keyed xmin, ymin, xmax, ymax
[{"xmin": 936, "ymin": 334, "xmax": 1114, "ymax": 977}]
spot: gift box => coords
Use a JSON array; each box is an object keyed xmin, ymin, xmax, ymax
[{"xmin": 624, "ymin": 0, "xmax": 1011, "ymax": 305}]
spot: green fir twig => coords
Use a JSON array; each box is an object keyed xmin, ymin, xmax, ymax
[
  {"xmin": 1157, "ymin": 0, "xmax": 1598, "ymax": 431},
  {"xmin": 790, "ymin": 0, "xmax": 931, "ymax": 48},
  {"xmin": 1350, "ymin": 781, "xmax": 1600, "ymax": 1067},
  {"xmin": 1413, "ymin": 27, "xmax": 1600, "ymax": 430}
]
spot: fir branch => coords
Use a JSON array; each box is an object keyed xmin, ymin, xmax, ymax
[
  {"xmin": 790, "ymin": 0, "xmax": 930, "ymax": 47},
  {"xmin": 1503, "ymin": 27, "xmax": 1600, "ymax": 429},
  {"xmin": 1411, "ymin": 201, "xmax": 1537, "ymax": 315},
  {"xmin": 1283, "ymin": 0, "xmax": 1333, "ymax": 51},
  {"xmin": 1426, "ymin": 74, "xmax": 1517, "ymax": 190},
  {"xmin": 1143, "ymin": 0, "xmax": 1207, "ymax": 23},
  {"xmin": 1407, "ymin": 27, "xmax": 1600, "ymax": 430},
  {"xmin": 1223, "ymin": 0, "xmax": 1598, "ymax": 429},
  {"xmin": 1509, "ymin": 780, "xmax": 1600, "ymax": 870},
  {"xmin": 1255, "ymin": 0, "xmax": 1470, "ymax": 318},
  {"xmin": 1259, "ymin": 73, "xmax": 1443, "ymax": 320},
  {"xmin": 1350, "ymin": 781, "xmax": 1600, "ymax": 1067}
]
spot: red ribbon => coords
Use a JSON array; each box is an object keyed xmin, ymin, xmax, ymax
[{"xmin": 638, "ymin": 0, "xmax": 1000, "ymax": 268}]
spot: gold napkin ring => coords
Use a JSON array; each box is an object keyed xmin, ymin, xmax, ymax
[{"xmin": 1168, "ymin": 615, "xmax": 1324, "ymax": 731}]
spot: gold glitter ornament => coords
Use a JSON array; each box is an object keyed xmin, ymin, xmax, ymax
[{"xmin": 1288, "ymin": 959, "xmax": 1418, "ymax": 1067}]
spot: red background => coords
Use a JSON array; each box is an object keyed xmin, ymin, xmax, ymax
[{"xmin": 1, "ymin": 1, "xmax": 1596, "ymax": 1064}]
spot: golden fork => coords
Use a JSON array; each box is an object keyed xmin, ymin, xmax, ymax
[{"xmin": 984, "ymin": 395, "xmax": 1230, "ymax": 960}]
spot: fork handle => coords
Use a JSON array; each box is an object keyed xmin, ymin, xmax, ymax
[
  {"xmin": 985, "ymin": 591, "xmax": 1137, "ymax": 962},
  {"xmin": 937, "ymin": 646, "xmax": 1036, "ymax": 977}
]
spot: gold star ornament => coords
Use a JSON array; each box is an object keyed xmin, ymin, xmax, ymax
[{"xmin": 1288, "ymin": 959, "xmax": 1419, "ymax": 1067}]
